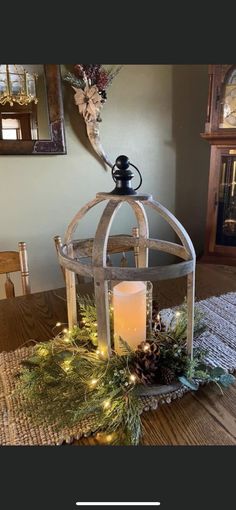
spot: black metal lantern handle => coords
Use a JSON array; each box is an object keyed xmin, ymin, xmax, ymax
[{"xmin": 111, "ymin": 161, "xmax": 142, "ymax": 191}]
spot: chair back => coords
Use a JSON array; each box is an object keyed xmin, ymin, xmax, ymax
[{"xmin": 0, "ymin": 242, "xmax": 30, "ymax": 298}]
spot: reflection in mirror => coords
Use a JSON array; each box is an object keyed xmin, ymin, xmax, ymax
[
  {"xmin": 0, "ymin": 64, "xmax": 50, "ymax": 140},
  {"xmin": 0, "ymin": 64, "xmax": 66, "ymax": 155}
]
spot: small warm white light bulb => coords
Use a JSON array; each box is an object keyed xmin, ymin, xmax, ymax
[
  {"xmin": 56, "ymin": 322, "xmax": 61, "ymax": 327},
  {"xmin": 38, "ymin": 347, "xmax": 48, "ymax": 357},
  {"xmin": 143, "ymin": 344, "xmax": 149, "ymax": 352},
  {"xmin": 90, "ymin": 378, "xmax": 98, "ymax": 386},
  {"xmin": 103, "ymin": 400, "xmax": 110, "ymax": 409},
  {"xmin": 64, "ymin": 337, "xmax": 70, "ymax": 343},
  {"xmin": 175, "ymin": 311, "xmax": 181, "ymax": 318},
  {"xmin": 96, "ymin": 349, "xmax": 100, "ymax": 355},
  {"xmin": 63, "ymin": 360, "xmax": 71, "ymax": 372},
  {"xmin": 157, "ymin": 313, "xmax": 160, "ymax": 321},
  {"xmin": 63, "ymin": 328, "xmax": 68, "ymax": 333},
  {"xmin": 129, "ymin": 374, "xmax": 136, "ymax": 383},
  {"xmin": 106, "ymin": 434, "xmax": 113, "ymax": 443}
]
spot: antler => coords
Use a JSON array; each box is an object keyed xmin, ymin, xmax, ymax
[
  {"xmin": 85, "ymin": 120, "xmax": 113, "ymax": 168},
  {"xmin": 72, "ymin": 85, "xmax": 113, "ymax": 169}
]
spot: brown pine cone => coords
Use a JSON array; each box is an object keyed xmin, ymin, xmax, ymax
[
  {"xmin": 157, "ymin": 366, "xmax": 175, "ymax": 385},
  {"xmin": 132, "ymin": 341, "xmax": 160, "ymax": 385}
]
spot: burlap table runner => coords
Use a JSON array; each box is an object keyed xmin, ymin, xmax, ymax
[{"xmin": 1, "ymin": 292, "xmax": 236, "ymax": 445}]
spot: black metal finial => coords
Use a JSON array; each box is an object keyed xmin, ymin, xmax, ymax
[{"xmin": 109, "ymin": 155, "xmax": 142, "ymax": 195}]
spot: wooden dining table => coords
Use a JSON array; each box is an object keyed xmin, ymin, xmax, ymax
[{"xmin": 0, "ymin": 263, "xmax": 236, "ymax": 446}]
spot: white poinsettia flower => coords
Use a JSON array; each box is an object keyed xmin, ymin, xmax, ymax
[{"xmin": 73, "ymin": 84, "xmax": 102, "ymax": 122}]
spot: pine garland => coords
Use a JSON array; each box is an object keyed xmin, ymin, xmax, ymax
[
  {"xmin": 16, "ymin": 299, "xmax": 235, "ymax": 445},
  {"xmin": 77, "ymin": 293, "xmax": 98, "ymax": 346}
]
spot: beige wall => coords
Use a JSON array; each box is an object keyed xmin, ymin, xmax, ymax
[{"xmin": 0, "ymin": 65, "xmax": 209, "ymax": 299}]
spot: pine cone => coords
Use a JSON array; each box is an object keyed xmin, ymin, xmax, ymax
[
  {"xmin": 132, "ymin": 341, "xmax": 160, "ymax": 385},
  {"xmin": 157, "ymin": 366, "xmax": 175, "ymax": 385}
]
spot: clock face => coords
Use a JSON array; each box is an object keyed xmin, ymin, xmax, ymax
[{"xmin": 220, "ymin": 84, "xmax": 236, "ymax": 128}]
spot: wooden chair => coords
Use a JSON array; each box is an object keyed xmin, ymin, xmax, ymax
[
  {"xmin": 54, "ymin": 233, "xmax": 130, "ymax": 287},
  {"xmin": 0, "ymin": 242, "xmax": 31, "ymax": 298},
  {"xmin": 54, "ymin": 235, "xmax": 90, "ymax": 285}
]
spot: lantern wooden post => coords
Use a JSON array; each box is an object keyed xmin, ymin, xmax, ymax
[
  {"xmin": 187, "ymin": 271, "xmax": 195, "ymax": 358},
  {"xmin": 130, "ymin": 200, "xmax": 149, "ymax": 268},
  {"xmin": 65, "ymin": 243, "xmax": 77, "ymax": 330},
  {"xmin": 92, "ymin": 200, "xmax": 122, "ymax": 356}
]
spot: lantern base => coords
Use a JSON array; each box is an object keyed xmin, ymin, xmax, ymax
[
  {"xmin": 137, "ymin": 381, "xmax": 189, "ymax": 412},
  {"xmin": 137, "ymin": 381, "xmax": 182, "ymax": 397}
]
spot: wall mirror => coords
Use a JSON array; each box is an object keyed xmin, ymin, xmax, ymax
[{"xmin": 0, "ymin": 64, "xmax": 66, "ymax": 155}]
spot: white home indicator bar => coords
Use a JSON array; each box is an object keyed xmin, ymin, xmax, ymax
[{"xmin": 76, "ymin": 504, "xmax": 160, "ymax": 507}]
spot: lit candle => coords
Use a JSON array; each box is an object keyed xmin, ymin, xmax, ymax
[{"xmin": 113, "ymin": 281, "xmax": 146, "ymax": 353}]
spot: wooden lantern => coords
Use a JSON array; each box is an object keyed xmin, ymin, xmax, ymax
[{"xmin": 57, "ymin": 156, "xmax": 196, "ymax": 361}]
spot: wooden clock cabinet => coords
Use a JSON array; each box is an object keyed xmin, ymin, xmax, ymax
[{"xmin": 201, "ymin": 64, "xmax": 236, "ymax": 265}]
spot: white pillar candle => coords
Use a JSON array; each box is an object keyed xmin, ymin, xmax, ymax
[{"xmin": 113, "ymin": 281, "xmax": 146, "ymax": 354}]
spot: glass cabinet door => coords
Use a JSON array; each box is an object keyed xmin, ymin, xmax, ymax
[
  {"xmin": 216, "ymin": 156, "xmax": 236, "ymax": 246},
  {"xmin": 219, "ymin": 67, "xmax": 236, "ymax": 128}
]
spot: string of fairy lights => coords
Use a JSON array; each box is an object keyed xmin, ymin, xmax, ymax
[
  {"xmin": 43, "ymin": 309, "xmax": 181, "ymax": 395},
  {"xmin": 41, "ymin": 319, "xmax": 141, "ymax": 413}
]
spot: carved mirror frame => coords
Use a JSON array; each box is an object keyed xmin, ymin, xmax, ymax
[{"xmin": 0, "ymin": 64, "xmax": 66, "ymax": 155}]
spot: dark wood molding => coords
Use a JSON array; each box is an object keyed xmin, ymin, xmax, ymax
[
  {"xmin": 33, "ymin": 119, "xmax": 66, "ymax": 154},
  {"xmin": 201, "ymin": 132, "xmax": 236, "ymax": 146},
  {"xmin": 0, "ymin": 65, "xmax": 66, "ymax": 155}
]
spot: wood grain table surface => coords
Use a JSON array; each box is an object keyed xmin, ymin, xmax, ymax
[{"xmin": 0, "ymin": 263, "xmax": 236, "ymax": 446}]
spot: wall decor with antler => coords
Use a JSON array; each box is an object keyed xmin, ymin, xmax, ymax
[{"xmin": 64, "ymin": 65, "xmax": 122, "ymax": 168}]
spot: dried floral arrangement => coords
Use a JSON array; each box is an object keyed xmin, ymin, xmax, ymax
[
  {"xmin": 64, "ymin": 65, "xmax": 123, "ymax": 167},
  {"xmin": 16, "ymin": 296, "xmax": 235, "ymax": 445}
]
